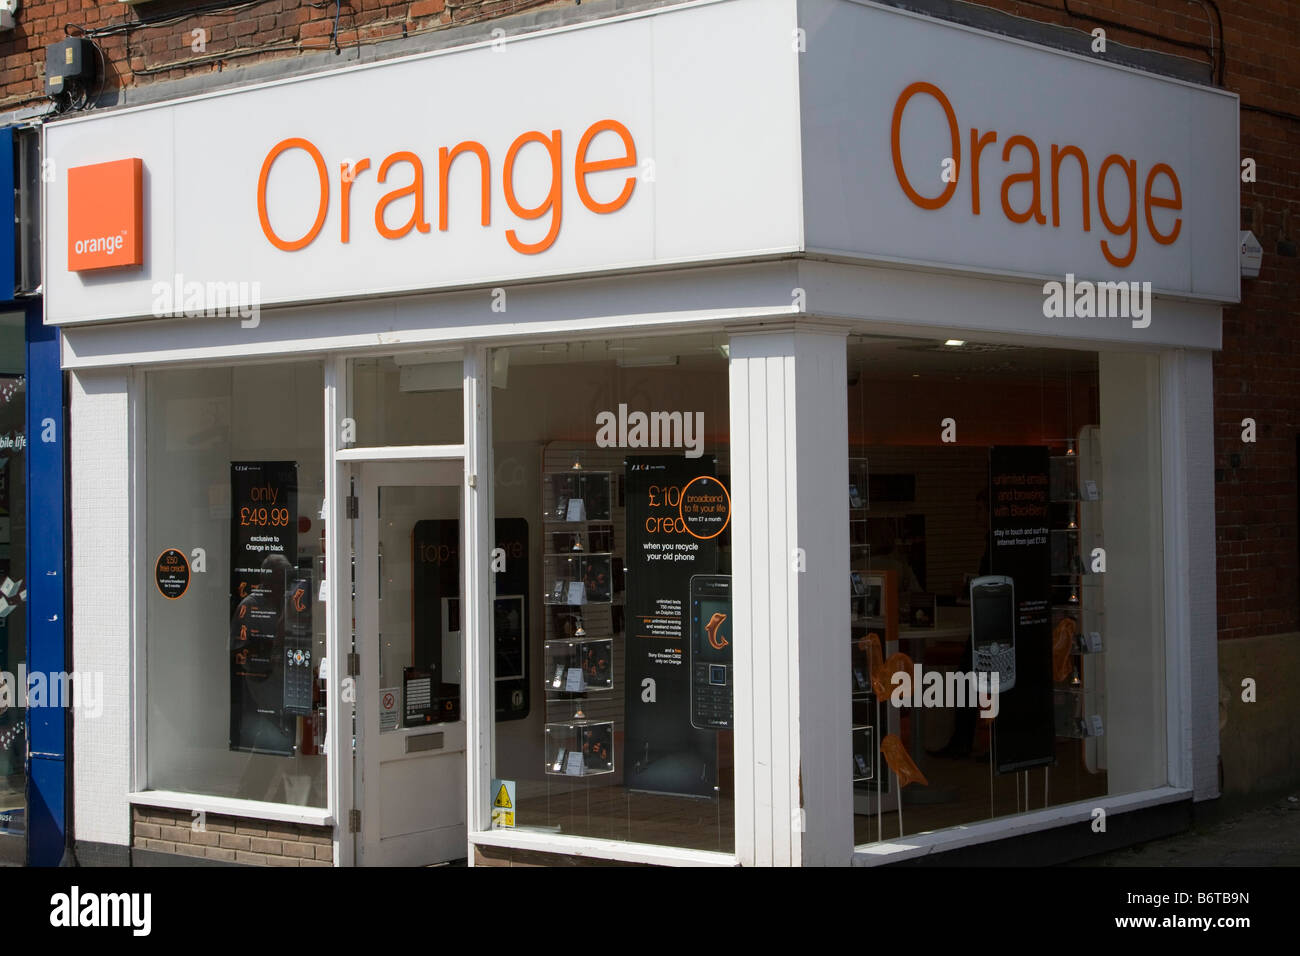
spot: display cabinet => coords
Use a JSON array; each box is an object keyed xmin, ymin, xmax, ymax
[
  {"xmin": 543, "ymin": 553, "xmax": 615, "ymax": 605},
  {"xmin": 1050, "ymin": 433, "xmax": 1106, "ymax": 762},
  {"xmin": 544, "ymin": 471, "xmax": 612, "ymax": 523},
  {"xmin": 541, "ymin": 468, "xmax": 622, "ymax": 777},
  {"xmin": 545, "ymin": 636, "xmax": 615, "ymax": 694},
  {"xmin": 544, "ymin": 714, "xmax": 615, "ymax": 776}
]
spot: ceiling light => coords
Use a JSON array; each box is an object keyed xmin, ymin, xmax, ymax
[{"xmin": 944, "ymin": 339, "xmax": 966, "ymax": 347}]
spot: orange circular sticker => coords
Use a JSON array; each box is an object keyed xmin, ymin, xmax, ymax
[
  {"xmin": 155, "ymin": 548, "xmax": 191, "ymax": 600},
  {"xmin": 679, "ymin": 476, "xmax": 731, "ymax": 540}
]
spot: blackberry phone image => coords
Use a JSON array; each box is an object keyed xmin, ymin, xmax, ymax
[
  {"xmin": 970, "ymin": 575, "xmax": 1016, "ymax": 693},
  {"xmin": 689, "ymin": 574, "xmax": 732, "ymax": 730}
]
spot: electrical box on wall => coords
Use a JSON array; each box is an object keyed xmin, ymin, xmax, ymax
[
  {"xmin": 45, "ymin": 37, "xmax": 95, "ymax": 98},
  {"xmin": 1240, "ymin": 230, "xmax": 1263, "ymax": 278}
]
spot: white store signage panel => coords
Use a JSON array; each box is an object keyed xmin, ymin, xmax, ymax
[
  {"xmin": 42, "ymin": 0, "xmax": 803, "ymax": 324},
  {"xmin": 798, "ymin": 0, "xmax": 1240, "ymax": 302},
  {"xmin": 43, "ymin": 0, "xmax": 1239, "ymax": 326}
]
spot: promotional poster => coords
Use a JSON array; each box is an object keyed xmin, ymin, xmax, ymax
[
  {"xmin": 229, "ymin": 461, "xmax": 299, "ymax": 756},
  {"xmin": 988, "ymin": 446, "xmax": 1055, "ymax": 773},
  {"xmin": 623, "ymin": 455, "xmax": 730, "ymax": 797}
]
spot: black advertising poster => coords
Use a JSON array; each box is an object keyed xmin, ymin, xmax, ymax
[
  {"xmin": 624, "ymin": 455, "xmax": 728, "ymax": 797},
  {"xmin": 410, "ymin": 519, "xmax": 463, "ymax": 727},
  {"xmin": 492, "ymin": 518, "xmax": 530, "ymax": 722},
  {"xmin": 229, "ymin": 461, "xmax": 298, "ymax": 756},
  {"xmin": 988, "ymin": 446, "xmax": 1054, "ymax": 773}
]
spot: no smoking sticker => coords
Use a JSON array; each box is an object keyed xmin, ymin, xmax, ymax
[{"xmin": 379, "ymin": 687, "xmax": 399, "ymax": 732}]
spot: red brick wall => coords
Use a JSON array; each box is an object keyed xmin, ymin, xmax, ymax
[
  {"xmin": 4, "ymin": 0, "xmax": 1296, "ymax": 640},
  {"xmin": 0, "ymin": 0, "xmax": 566, "ymax": 110}
]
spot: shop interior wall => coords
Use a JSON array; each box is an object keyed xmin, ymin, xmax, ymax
[{"xmin": 847, "ymin": 371, "xmax": 1097, "ymax": 598}]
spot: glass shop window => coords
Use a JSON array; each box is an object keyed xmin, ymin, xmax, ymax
[
  {"xmin": 144, "ymin": 363, "xmax": 327, "ymax": 806},
  {"xmin": 488, "ymin": 335, "xmax": 735, "ymax": 852}
]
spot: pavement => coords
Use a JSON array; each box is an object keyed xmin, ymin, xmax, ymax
[{"xmin": 1075, "ymin": 788, "xmax": 1300, "ymax": 866}]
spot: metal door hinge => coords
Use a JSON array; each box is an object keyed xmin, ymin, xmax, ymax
[
  {"xmin": 345, "ymin": 495, "xmax": 359, "ymax": 519},
  {"xmin": 346, "ymin": 652, "xmax": 360, "ymax": 677},
  {"xmin": 348, "ymin": 808, "xmax": 361, "ymax": 833}
]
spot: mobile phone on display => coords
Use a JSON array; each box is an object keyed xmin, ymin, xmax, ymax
[
  {"xmin": 689, "ymin": 574, "xmax": 733, "ymax": 731},
  {"xmin": 282, "ymin": 573, "xmax": 314, "ymax": 716},
  {"xmin": 970, "ymin": 575, "xmax": 1016, "ymax": 692}
]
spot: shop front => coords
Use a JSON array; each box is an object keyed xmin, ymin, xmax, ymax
[{"xmin": 45, "ymin": 0, "xmax": 1236, "ymax": 866}]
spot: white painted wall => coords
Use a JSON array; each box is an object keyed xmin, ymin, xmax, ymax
[{"xmin": 70, "ymin": 368, "xmax": 133, "ymax": 847}]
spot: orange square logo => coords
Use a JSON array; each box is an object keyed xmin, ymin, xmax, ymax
[{"xmin": 67, "ymin": 158, "xmax": 144, "ymax": 272}]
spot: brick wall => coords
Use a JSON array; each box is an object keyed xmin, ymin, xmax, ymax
[
  {"xmin": 0, "ymin": 0, "xmax": 571, "ymax": 112},
  {"xmin": 132, "ymin": 806, "xmax": 334, "ymax": 866}
]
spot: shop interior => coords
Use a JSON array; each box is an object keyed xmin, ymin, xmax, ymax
[{"xmin": 846, "ymin": 334, "xmax": 1166, "ymax": 844}]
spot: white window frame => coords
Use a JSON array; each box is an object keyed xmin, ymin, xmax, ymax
[
  {"xmin": 126, "ymin": 358, "xmax": 340, "ymax": 851},
  {"xmin": 459, "ymin": 338, "xmax": 744, "ymax": 867}
]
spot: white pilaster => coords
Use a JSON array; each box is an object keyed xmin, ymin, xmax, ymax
[{"xmin": 729, "ymin": 324, "xmax": 851, "ymax": 866}]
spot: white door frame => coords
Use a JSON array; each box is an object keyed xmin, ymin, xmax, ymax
[{"xmin": 325, "ymin": 348, "xmax": 486, "ymax": 866}]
